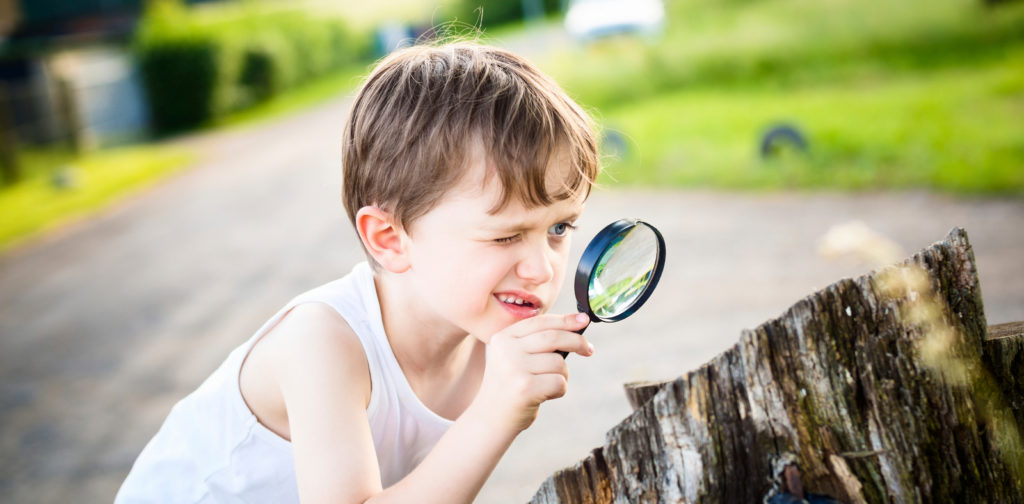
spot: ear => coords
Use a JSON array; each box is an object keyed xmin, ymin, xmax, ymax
[{"xmin": 355, "ymin": 206, "xmax": 411, "ymax": 273}]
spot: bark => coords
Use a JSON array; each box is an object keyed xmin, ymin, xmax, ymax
[{"xmin": 531, "ymin": 227, "xmax": 1024, "ymax": 503}]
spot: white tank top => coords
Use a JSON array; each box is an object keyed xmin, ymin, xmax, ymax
[{"xmin": 116, "ymin": 262, "xmax": 453, "ymax": 503}]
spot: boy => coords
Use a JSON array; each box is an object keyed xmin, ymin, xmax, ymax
[{"xmin": 117, "ymin": 42, "xmax": 600, "ymax": 503}]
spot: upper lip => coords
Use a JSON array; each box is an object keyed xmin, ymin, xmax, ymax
[{"xmin": 494, "ymin": 290, "xmax": 544, "ymax": 308}]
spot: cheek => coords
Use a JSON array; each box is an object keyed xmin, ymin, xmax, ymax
[
  {"xmin": 437, "ymin": 247, "xmax": 511, "ymax": 305},
  {"xmin": 553, "ymin": 240, "xmax": 572, "ymax": 276},
  {"xmin": 548, "ymin": 242, "xmax": 573, "ymax": 296}
]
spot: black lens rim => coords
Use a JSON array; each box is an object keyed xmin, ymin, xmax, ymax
[{"xmin": 574, "ymin": 219, "xmax": 667, "ymax": 323}]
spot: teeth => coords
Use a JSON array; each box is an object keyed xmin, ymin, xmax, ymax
[{"xmin": 498, "ymin": 294, "xmax": 528, "ymax": 305}]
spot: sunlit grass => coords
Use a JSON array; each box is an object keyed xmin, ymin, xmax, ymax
[
  {"xmin": 539, "ymin": 0, "xmax": 1024, "ymax": 193},
  {"xmin": 599, "ymin": 51, "xmax": 1024, "ymax": 193},
  {"xmin": 543, "ymin": 0, "xmax": 1024, "ymax": 110},
  {"xmin": 0, "ymin": 146, "xmax": 193, "ymax": 252}
]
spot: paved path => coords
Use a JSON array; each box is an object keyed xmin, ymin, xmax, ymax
[{"xmin": 2, "ymin": 94, "xmax": 1022, "ymax": 503}]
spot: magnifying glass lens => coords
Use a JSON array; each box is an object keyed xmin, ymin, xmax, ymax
[{"xmin": 588, "ymin": 224, "xmax": 660, "ymax": 319}]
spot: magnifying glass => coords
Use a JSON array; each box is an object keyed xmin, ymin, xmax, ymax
[{"xmin": 558, "ymin": 218, "xmax": 667, "ymax": 357}]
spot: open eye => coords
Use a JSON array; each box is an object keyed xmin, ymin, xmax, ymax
[{"xmin": 548, "ymin": 222, "xmax": 577, "ymax": 237}]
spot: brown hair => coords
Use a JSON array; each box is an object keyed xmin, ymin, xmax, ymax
[{"xmin": 342, "ymin": 42, "xmax": 600, "ymax": 234}]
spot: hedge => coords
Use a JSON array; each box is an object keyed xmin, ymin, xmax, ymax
[
  {"xmin": 446, "ymin": 0, "xmax": 563, "ymax": 30},
  {"xmin": 134, "ymin": 0, "xmax": 367, "ymax": 132}
]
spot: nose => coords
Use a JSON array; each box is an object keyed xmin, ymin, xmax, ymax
[{"xmin": 515, "ymin": 238, "xmax": 555, "ymax": 285}]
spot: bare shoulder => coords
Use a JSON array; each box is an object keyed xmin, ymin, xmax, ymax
[
  {"xmin": 263, "ymin": 302, "xmax": 370, "ymax": 394},
  {"xmin": 265, "ymin": 302, "xmax": 364, "ymax": 353},
  {"xmin": 240, "ymin": 303, "xmax": 371, "ymax": 439}
]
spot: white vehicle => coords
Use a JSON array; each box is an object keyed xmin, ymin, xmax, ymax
[{"xmin": 564, "ymin": 0, "xmax": 665, "ymax": 41}]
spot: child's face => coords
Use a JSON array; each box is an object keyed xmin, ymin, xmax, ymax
[{"xmin": 400, "ymin": 152, "xmax": 585, "ymax": 342}]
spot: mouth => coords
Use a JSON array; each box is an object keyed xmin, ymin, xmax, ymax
[{"xmin": 494, "ymin": 291, "xmax": 543, "ymax": 319}]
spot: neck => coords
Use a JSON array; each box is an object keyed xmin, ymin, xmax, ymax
[{"xmin": 373, "ymin": 269, "xmax": 478, "ymax": 377}]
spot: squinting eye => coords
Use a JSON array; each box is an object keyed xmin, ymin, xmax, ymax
[{"xmin": 548, "ymin": 222, "xmax": 576, "ymax": 237}]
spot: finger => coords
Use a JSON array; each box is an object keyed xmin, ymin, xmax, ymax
[
  {"xmin": 522, "ymin": 329, "xmax": 594, "ymax": 356},
  {"xmin": 503, "ymin": 312, "xmax": 590, "ymax": 338},
  {"xmin": 526, "ymin": 352, "xmax": 570, "ymax": 378},
  {"xmin": 532, "ymin": 373, "xmax": 568, "ymax": 401}
]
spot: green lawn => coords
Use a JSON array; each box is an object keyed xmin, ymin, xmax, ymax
[
  {"xmin": 0, "ymin": 146, "xmax": 193, "ymax": 252},
  {"xmin": 523, "ymin": 0, "xmax": 1024, "ymax": 194},
  {"xmin": 546, "ymin": 0, "xmax": 1024, "ymax": 110},
  {"xmin": 599, "ymin": 50, "xmax": 1024, "ymax": 193}
]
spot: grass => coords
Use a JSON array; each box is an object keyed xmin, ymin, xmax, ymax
[
  {"xmin": 525, "ymin": 0, "xmax": 1024, "ymax": 194},
  {"xmin": 0, "ymin": 146, "xmax": 193, "ymax": 252},
  {"xmin": 545, "ymin": 0, "xmax": 1024, "ymax": 110},
  {"xmin": 598, "ymin": 50, "xmax": 1024, "ymax": 193}
]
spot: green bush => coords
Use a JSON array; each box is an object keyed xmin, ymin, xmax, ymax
[
  {"xmin": 134, "ymin": 0, "xmax": 366, "ymax": 133},
  {"xmin": 447, "ymin": 0, "xmax": 563, "ymax": 29},
  {"xmin": 136, "ymin": 38, "xmax": 218, "ymax": 132}
]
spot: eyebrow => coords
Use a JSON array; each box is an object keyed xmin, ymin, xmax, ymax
[{"xmin": 484, "ymin": 209, "xmax": 583, "ymax": 233}]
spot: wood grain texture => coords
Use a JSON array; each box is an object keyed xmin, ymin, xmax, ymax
[
  {"xmin": 623, "ymin": 380, "xmax": 672, "ymax": 411},
  {"xmin": 989, "ymin": 321, "xmax": 1024, "ymax": 340},
  {"xmin": 531, "ymin": 228, "xmax": 1024, "ymax": 503}
]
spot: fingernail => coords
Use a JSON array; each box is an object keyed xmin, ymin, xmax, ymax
[
  {"xmin": 576, "ymin": 313, "xmax": 589, "ymax": 323},
  {"xmin": 587, "ymin": 343, "xmax": 595, "ymax": 355}
]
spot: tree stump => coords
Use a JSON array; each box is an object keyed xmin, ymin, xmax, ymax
[{"xmin": 530, "ymin": 228, "xmax": 1024, "ymax": 503}]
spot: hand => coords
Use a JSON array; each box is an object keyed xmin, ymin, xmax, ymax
[{"xmin": 469, "ymin": 313, "xmax": 594, "ymax": 433}]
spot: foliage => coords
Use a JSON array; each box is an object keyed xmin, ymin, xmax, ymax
[
  {"xmin": 446, "ymin": 0, "xmax": 562, "ymax": 30},
  {"xmin": 134, "ymin": 0, "xmax": 368, "ymax": 132},
  {"xmin": 208, "ymin": 63, "xmax": 370, "ymax": 129}
]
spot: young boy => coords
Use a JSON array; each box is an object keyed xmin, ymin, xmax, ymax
[{"xmin": 117, "ymin": 42, "xmax": 600, "ymax": 503}]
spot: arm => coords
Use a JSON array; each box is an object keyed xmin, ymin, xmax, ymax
[
  {"xmin": 376, "ymin": 313, "xmax": 594, "ymax": 503},
  {"xmin": 274, "ymin": 306, "xmax": 593, "ymax": 504},
  {"xmin": 270, "ymin": 303, "xmax": 383, "ymax": 502}
]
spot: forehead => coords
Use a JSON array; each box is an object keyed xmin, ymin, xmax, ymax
[
  {"xmin": 454, "ymin": 141, "xmax": 581, "ymax": 211},
  {"xmin": 411, "ymin": 145, "xmax": 584, "ymax": 233}
]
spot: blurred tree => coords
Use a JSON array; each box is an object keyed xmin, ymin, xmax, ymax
[
  {"xmin": 134, "ymin": 0, "xmax": 365, "ymax": 132},
  {"xmin": 447, "ymin": 0, "xmax": 562, "ymax": 29},
  {"xmin": 0, "ymin": 85, "xmax": 20, "ymax": 185}
]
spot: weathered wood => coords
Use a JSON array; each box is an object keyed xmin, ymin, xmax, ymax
[
  {"xmin": 624, "ymin": 380, "xmax": 672, "ymax": 411},
  {"xmin": 989, "ymin": 321, "xmax": 1024, "ymax": 340},
  {"xmin": 982, "ymin": 324, "xmax": 1024, "ymax": 434},
  {"xmin": 531, "ymin": 228, "xmax": 1024, "ymax": 503},
  {"xmin": 622, "ymin": 321, "xmax": 1020, "ymax": 412}
]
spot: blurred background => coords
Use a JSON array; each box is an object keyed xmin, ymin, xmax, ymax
[{"xmin": 1, "ymin": 0, "xmax": 1022, "ymax": 502}]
